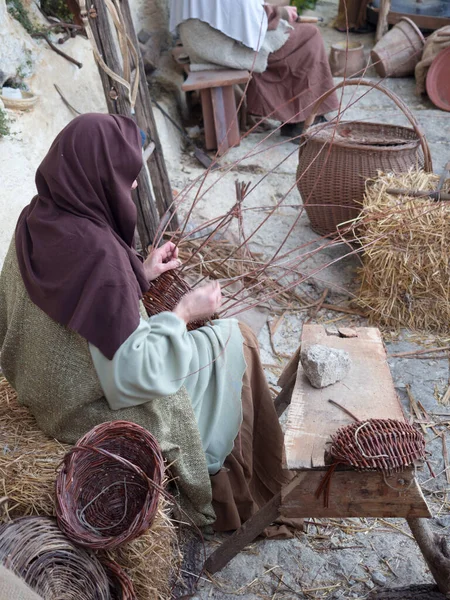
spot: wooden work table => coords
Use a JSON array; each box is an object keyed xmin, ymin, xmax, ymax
[
  {"xmin": 204, "ymin": 325, "xmax": 449, "ymax": 590},
  {"xmin": 281, "ymin": 325, "xmax": 430, "ymax": 520}
]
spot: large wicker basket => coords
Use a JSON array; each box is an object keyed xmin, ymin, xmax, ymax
[{"xmin": 297, "ymin": 79, "xmax": 433, "ymax": 237}]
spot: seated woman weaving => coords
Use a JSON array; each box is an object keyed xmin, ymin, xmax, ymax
[
  {"xmin": 170, "ymin": 0, "xmax": 339, "ymax": 141},
  {"xmin": 0, "ymin": 113, "xmax": 294, "ymax": 532}
]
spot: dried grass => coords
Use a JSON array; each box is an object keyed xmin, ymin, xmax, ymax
[
  {"xmin": 0, "ymin": 377, "xmax": 179, "ymax": 600},
  {"xmin": 354, "ymin": 170, "xmax": 450, "ymax": 333}
]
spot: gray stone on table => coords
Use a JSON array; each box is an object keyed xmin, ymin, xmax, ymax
[{"xmin": 301, "ymin": 344, "xmax": 351, "ymax": 388}]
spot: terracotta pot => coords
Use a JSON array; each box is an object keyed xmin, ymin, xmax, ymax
[
  {"xmin": 371, "ymin": 17, "xmax": 425, "ymax": 77},
  {"xmin": 329, "ymin": 41, "xmax": 366, "ymax": 78},
  {"xmin": 426, "ymin": 46, "xmax": 450, "ymax": 112}
]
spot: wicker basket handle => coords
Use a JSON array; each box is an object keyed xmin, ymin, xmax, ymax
[{"xmin": 304, "ymin": 79, "xmax": 433, "ymax": 173}]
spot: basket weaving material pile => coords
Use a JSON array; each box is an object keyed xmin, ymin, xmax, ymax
[
  {"xmin": 0, "ymin": 516, "xmax": 134, "ymax": 599},
  {"xmin": 0, "ymin": 378, "xmax": 180, "ymax": 600},
  {"xmin": 353, "ymin": 169, "xmax": 450, "ymax": 332},
  {"xmin": 56, "ymin": 421, "xmax": 165, "ymax": 550}
]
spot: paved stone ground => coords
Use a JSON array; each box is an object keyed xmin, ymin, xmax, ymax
[{"xmin": 167, "ymin": 2, "xmax": 450, "ymax": 598}]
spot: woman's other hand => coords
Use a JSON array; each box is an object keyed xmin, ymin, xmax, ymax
[
  {"xmin": 284, "ymin": 5, "xmax": 298, "ymax": 22},
  {"xmin": 144, "ymin": 242, "xmax": 181, "ymax": 281},
  {"xmin": 174, "ymin": 281, "xmax": 222, "ymax": 324}
]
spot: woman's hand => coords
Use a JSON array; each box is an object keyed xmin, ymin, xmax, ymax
[
  {"xmin": 143, "ymin": 242, "xmax": 181, "ymax": 282},
  {"xmin": 174, "ymin": 281, "xmax": 222, "ymax": 324},
  {"xmin": 284, "ymin": 5, "xmax": 298, "ymax": 22}
]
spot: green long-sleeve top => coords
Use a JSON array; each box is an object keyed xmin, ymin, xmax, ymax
[{"xmin": 89, "ymin": 312, "xmax": 246, "ymax": 474}]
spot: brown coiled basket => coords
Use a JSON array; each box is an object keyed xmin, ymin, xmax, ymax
[
  {"xmin": 316, "ymin": 416, "xmax": 426, "ymax": 506},
  {"xmin": 297, "ymin": 79, "xmax": 433, "ymax": 237},
  {"xmin": 55, "ymin": 421, "xmax": 164, "ymax": 550},
  {"xmin": 0, "ymin": 516, "xmax": 135, "ymax": 600},
  {"xmin": 330, "ymin": 418, "xmax": 426, "ymax": 472},
  {"xmin": 142, "ymin": 269, "xmax": 217, "ymax": 330}
]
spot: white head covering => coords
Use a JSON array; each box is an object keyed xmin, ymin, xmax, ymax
[{"xmin": 169, "ymin": 0, "xmax": 268, "ymax": 52}]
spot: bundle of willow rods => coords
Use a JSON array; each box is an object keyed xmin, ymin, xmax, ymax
[
  {"xmin": 0, "ymin": 516, "xmax": 135, "ymax": 600},
  {"xmin": 330, "ymin": 418, "xmax": 426, "ymax": 473},
  {"xmin": 142, "ymin": 269, "xmax": 217, "ymax": 330},
  {"xmin": 56, "ymin": 421, "xmax": 164, "ymax": 550}
]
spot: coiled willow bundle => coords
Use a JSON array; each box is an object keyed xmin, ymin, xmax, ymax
[
  {"xmin": 0, "ymin": 516, "xmax": 135, "ymax": 600},
  {"xmin": 56, "ymin": 421, "xmax": 164, "ymax": 550}
]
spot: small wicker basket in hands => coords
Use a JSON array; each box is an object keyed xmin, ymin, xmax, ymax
[{"xmin": 142, "ymin": 269, "xmax": 217, "ymax": 330}]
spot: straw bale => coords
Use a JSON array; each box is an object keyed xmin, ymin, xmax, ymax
[
  {"xmin": 353, "ymin": 170, "xmax": 450, "ymax": 333},
  {"xmin": 0, "ymin": 377, "xmax": 180, "ymax": 600}
]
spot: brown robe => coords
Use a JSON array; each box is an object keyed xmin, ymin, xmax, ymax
[
  {"xmin": 247, "ymin": 21, "xmax": 339, "ymax": 123},
  {"xmin": 212, "ymin": 323, "xmax": 302, "ymax": 537}
]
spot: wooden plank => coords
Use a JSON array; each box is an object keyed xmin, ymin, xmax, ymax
[
  {"xmin": 367, "ymin": 6, "xmax": 450, "ymax": 30},
  {"xmin": 375, "ymin": 0, "xmax": 391, "ymax": 42},
  {"xmin": 222, "ymin": 85, "xmax": 240, "ymax": 149},
  {"xmin": 274, "ymin": 371, "xmax": 296, "ymax": 418},
  {"xmin": 210, "ymin": 87, "xmax": 229, "ymax": 154},
  {"xmin": 86, "ymin": 0, "xmax": 160, "ymax": 249},
  {"xmin": 204, "ymin": 473, "xmax": 306, "ymax": 575},
  {"xmin": 182, "ymin": 69, "xmax": 250, "ymax": 91},
  {"xmin": 278, "ymin": 346, "xmax": 300, "ymax": 388},
  {"xmin": 118, "ymin": 0, "xmax": 179, "ymax": 230},
  {"xmin": 281, "ymin": 468, "xmax": 431, "ymax": 519},
  {"xmin": 200, "ymin": 89, "xmax": 217, "ymax": 150},
  {"xmin": 284, "ymin": 325, "xmax": 406, "ymax": 470}
]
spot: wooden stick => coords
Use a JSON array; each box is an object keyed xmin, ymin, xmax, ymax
[
  {"xmin": 305, "ymin": 288, "xmax": 329, "ymax": 324},
  {"xmin": 407, "ymin": 518, "xmax": 450, "ymax": 596},
  {"xmin": 143, "ymin": 141, "xmax": 155, "ymax": 162},
  {"xmin": 440, "ymin": 385, "xmax": 450, "ymax": 406},
  {"xmin": 321, "ymin": 303, "xmax": 368, "ymax": 317},
  {"xmin": 375, "ymin": 0, "xmax": 391, "ymax": 42},
  {"xmin": 54, "ymin": 84, "xmax": 82, "ymax": 115},
  {"xmin": 31, "ymin": 33, "xmax": 83, "ymax": 68},
  {"xmin": 82, "ymin": 0, "xmax": 160, "ymax": 249},
  {"xmin": 388, "ymin": 346, "xmax": 450, "ymax": 358},
  {"xmin": 442, "ymin": 433, "xmax": 450, "ymax": 485},
  {"xmin": 386, "ymin": 188, "xmax": 450, "ymax": 201}
]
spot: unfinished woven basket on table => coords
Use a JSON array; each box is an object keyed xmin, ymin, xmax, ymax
[
  {"xmin": 316, "ymin": 413, "xmax": 426, "ymax": 506},
  {"xmin": 56, "ymin": 421, "xmax": 164, "ymax": 550},
  {"xmin": 330, "ymin": 418, "xmax": 426, "ymax": 473},
  {"xmin": 142, "ymin": 269, "xmax": 217, "ymax": 330},
  {"xmin": 0, "ymin": 516, "xmax": 135, "ymax": 600},
  {"xmin": 297, "ymin": 79, "xmax": 433, "ymax": 237}
]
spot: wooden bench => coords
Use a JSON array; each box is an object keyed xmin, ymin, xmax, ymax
[
  {"xmin": 203, "ymin": 325, "xmax": 450, "ymax": 593},
  {"xmin": 181, "ymin": 69, "xmax": 250, "ymax": 155}
]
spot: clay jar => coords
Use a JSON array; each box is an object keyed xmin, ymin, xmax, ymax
[{"xmin": 329, "ymin": 40, "xmax": 366, "ymax": 78}]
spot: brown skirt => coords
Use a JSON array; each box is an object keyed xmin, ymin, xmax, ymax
[
  {"xmin": 210, "ymin": 323, "xmax": 301, "ymax": 537},
  {"xmin": 246, "ymin": 23, "xmax": 339, "ymax": 123}
]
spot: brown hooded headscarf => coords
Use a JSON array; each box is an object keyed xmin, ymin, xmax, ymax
[{"xmin": 15, "ymin": 113, "xmax": 150, "ymax": 360}]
